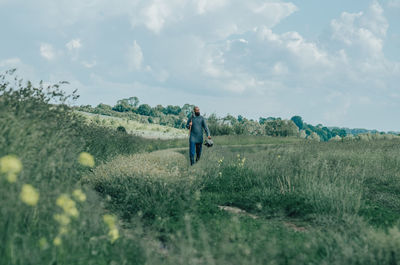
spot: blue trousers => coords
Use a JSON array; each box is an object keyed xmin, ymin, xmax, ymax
[{"xmin": 189, "ymin": 141, "xmax": 202, "ymax": 165}]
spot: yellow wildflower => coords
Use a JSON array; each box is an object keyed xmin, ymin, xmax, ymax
[
  {"xmin": 108, "ymin": 227, "xmax": 119, "ymax": 243},
  {"xmin": 53, "ymin": 236, "xmax": 62, "ymax": 246},
  {"xmin": 103, "ymin": 214, "xmax": 116, "ymax": 228},
  {"xmin": 0, "ymin": 155, "xmax": 22, "ymax": 175},
  {"xmin": 238, "ymin": 156, "xmax": 246, "ymax": 167},
  {"xmin": 103, "ymin": 214, "xmax": 119, "ymax": 243},
  {"xmin": 59, "ymin": 226, "xmax": 69, "ymax": 235},
  {"xmin": 20, "ymin": 184, "xmax": 39, "ymax": 206},
  {"xmin": 7, "ymin": 173, "xmax": 17, "ymax": 183},
  {"xmin": 56, "ymin": 194, "xmax": 79, "ymax": 217},
  {"xmin": 53, "ymin": 213, "xmax": 71, "ymax": 226},
  {"xmin": 78, "ymin": 152, "xmax": 95, "ymax": 167},
  {"xmin": 72, "ymin": 189, "xmax": 86, "ymax": 202}
]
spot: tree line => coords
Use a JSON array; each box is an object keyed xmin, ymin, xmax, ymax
[{"xmin": 75, "ymin": 97, "xmax": 397, "ymax": 141}]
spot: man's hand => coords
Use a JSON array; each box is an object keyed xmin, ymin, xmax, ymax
[
  {"xmin": 208, "ymin": 136, "xmax": 211, "ymax": 139},
  {"xmin": 189, "ymin": 121, "xmax": 192, "ymax": 127}
]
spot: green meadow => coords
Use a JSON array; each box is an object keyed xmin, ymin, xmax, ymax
[{"xmin": 2, "ymin": 73, "xmax": 400, "ymax": 265}]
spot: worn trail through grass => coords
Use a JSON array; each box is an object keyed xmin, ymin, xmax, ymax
[{"xmin": 110, "ymin": 143, "xmax": 309, "ymax": 231}]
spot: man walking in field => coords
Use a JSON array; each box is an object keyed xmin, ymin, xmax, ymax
[{"xmin": 186, "ymin": 106, "xmax": 211, "ymax": 165}]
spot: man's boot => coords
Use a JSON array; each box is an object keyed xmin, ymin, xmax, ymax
[{"xmin": 190, "ymin": 156, "xmax": 195, "ymax": 165}]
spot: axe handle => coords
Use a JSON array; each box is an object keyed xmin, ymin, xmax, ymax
[{"xmin": 188, "ymin": 114, "xmax": 193, "ymax": 136}]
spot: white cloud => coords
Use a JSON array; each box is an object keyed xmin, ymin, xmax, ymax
[
  {"xmin": 251, "ymin": 2, "xmax": 298, "ymax": 25},
  {"xmin": 272, "ymin": 62, "xmax": 288, "ymax": 75},
  {"xmin": 142, "ymin": 1, "xmax": 173, "ymax": 34},
  {"xmin": 3, "ymin": 0, "xmax": 400, "ymax": 130},
  {"xmin": 258, "ymin": 27, "xmax": 332, "ymax": 68},
  {"xmin": 330, "ymin": 12, "xmax": 363, "ymax": 46},
  {"xmin": 330, "ymin": 1, "xmax": 388, "ymax": 58},
  {"xmin": 129, "ymin": 0, "xmax": 298, "ymax": 36},
  {"xmin": 81, "ymin": 60, "xmax": 97, "ymax": 68},
  {"xmin": 40, "ymin": 43, "xmax": 56, "ymax": 60},
  {"xmin": 16, "ymin": 0, "xmax": 297, "ymax": 37},
  {"xmin": 361, "ymin": 1, "xmax": 388, "ymax": 37},
  {"xmin": 282, "ymin": 31, "xmax": 330, "ymax": 66},
  {"xmin": 66, "ymin": 39, "xmax": 82, "ymax": 50},
  {"xmin": 127, "ymin": 40, "xmax": 144, "ymax": 71},
  {"xmin": 196, "ymin": 0, "xmax": 228, "ymax": 14},
  {"xmin": 202, "ymin": 49, "xmax": 231, "ymax": 78}
]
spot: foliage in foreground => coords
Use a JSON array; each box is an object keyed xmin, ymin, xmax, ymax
[{"xmin": 0, "ymin": 70, "xmax": 184, "ymax": 264}]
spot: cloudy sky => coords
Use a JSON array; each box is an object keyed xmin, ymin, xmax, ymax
[{"xmin": 1, "ymin": 0, "xmax": 399, "ymax": 131}]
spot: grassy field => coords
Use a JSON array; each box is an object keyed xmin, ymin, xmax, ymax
[
  {"xmin": 2, "ymin": 76, "xmax": 400, "ymax": 264},
  {"xmin": 76, "ymin": 111, "xmax": 188, "ymax": 140}
]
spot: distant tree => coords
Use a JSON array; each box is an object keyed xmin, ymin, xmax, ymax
[
  {"xmin": 265, "ymin": 120, "xmax": 298, "ymax": 137},
  {"xmin": 331, "ymin": 128, "xmax": 347, "ymax": 138},
  {"xmin": 163, "ymin": 105, "xmax": 181, "ymax": 115},
  {"xmin": 80, "ymin": 104, "xmax": 92, "ymax": 109},
  {"xmin": 150, "ymin": 105, "xmax": 163, "ymax": 117},
  {"xmin": 291, "ymin": 116, "xmax": 304, "ymax": 130},
  {"xmin": 96, "ymin": 103, "xmax": 112, "ymax": 111},
  {"xmin": 206, "ymin": 113, "xmax": 219, "ymax": 135},
  {"xmin": 322, "ymin": 127, "xmax": 332, "ymax": 141},
  {"xmin": 259, "ymin": 117, "xmax": 267, "ymax": 125},
  {"xmin": 237, "ymin": 115, "xmax": 244, "ymax": 123},
  {"xmin": 223, "ymin": 114, "xmax": 237, "ymax": 126},
  {"xmin": 112, "ymin": 104, "xmax": 129, "ymax": 112},
  {"xmin": 329, "ymin": 135, "xmax": 342, "ymax": 141},
  {"xmin": 137, "ymin": 104, "xmax": 152, "ymax": 116},
  {"xmin": 243, "ymin": 120, "xmax": 264, "ymax": 135},
  {"xmin": 308, "ymin": 132, "xmax": 321, "ymax": 142},
  {"xmin": 233, "ymin": 123, "xmax": 245, "ymax": 135},
  {"xmin": 181, "ymin": 103, "xmax": 195, "ymax": 117},
  {"xmin": 154, "ymin": 104, "xmax": 165, "ymax": 113},
  {"xmin": 112, "ymin": 97, "xmax": 139, "ymax": 112},
  {"xmin": 127, "ymin": 96, "xmax": 139, "ymax": 108}
]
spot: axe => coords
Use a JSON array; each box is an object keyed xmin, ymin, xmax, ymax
[{"xmin": 188, "ymin": 112, "xmax": 194, "ymax": 136}]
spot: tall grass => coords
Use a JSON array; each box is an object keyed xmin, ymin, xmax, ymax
[
  {"xmin": 0, "ymin": 70, "xmax": 183, "ymax": 264},
  {"xmin": 88, "ymin": 136, "xmax": 400, "ymax": 264}
]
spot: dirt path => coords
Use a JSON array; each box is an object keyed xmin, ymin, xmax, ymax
[
  {"xmin": 147, "ymin": 143, "xmax": 308, "ymax": 233},
  {"xmin": 165, "ymin": 142, "xmax": 290, "ymax": 153}
]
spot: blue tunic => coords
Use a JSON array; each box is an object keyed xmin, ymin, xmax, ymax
[{"xmin": 186, "ymin": 115, "xmax": 210, "ymax": 143}]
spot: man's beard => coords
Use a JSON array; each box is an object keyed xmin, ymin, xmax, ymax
[{"xmin": 195, "ymin": 112, "xmax": 200, "ymax": 116}]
